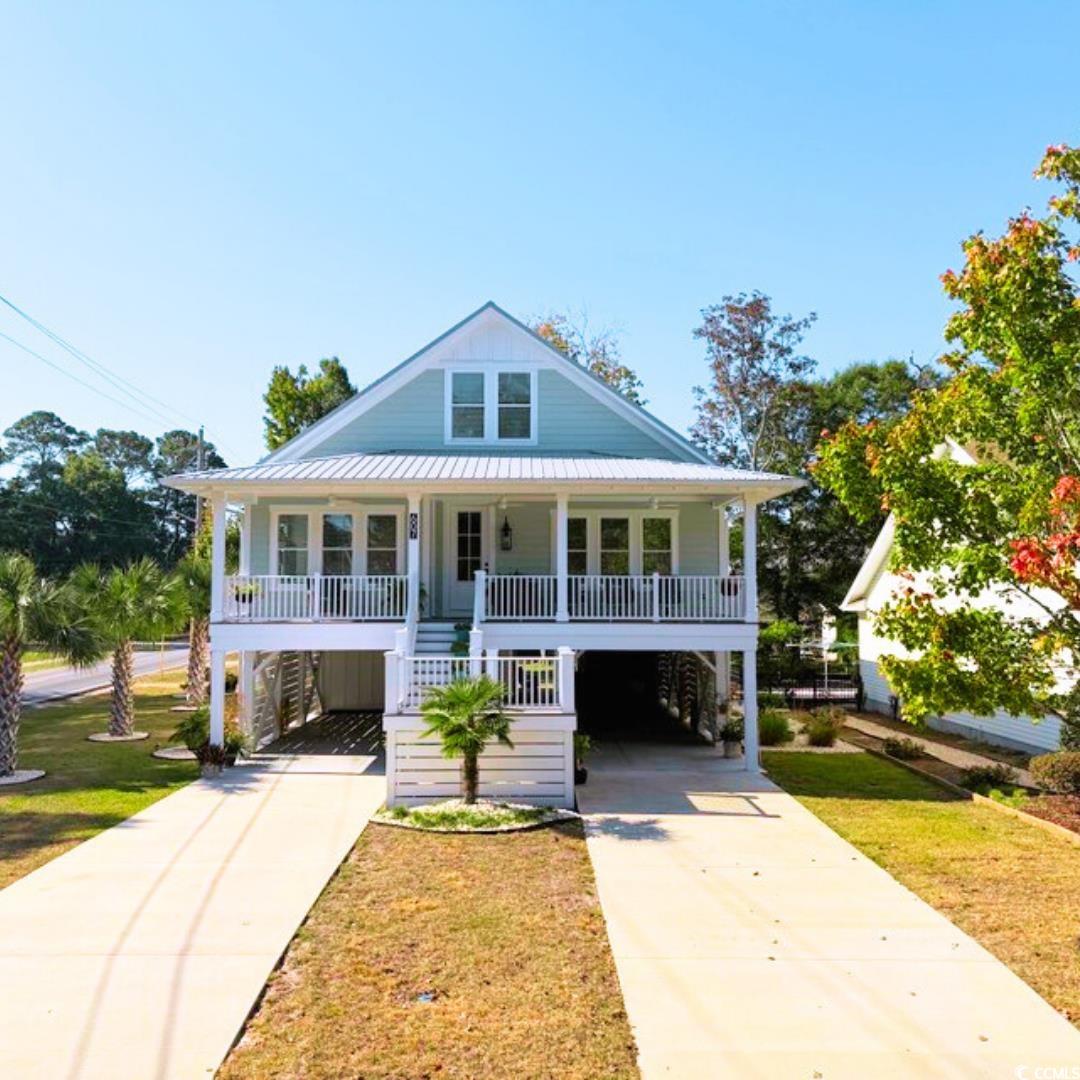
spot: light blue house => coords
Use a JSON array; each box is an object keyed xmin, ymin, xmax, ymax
[{"xmin": 167, "ymin": 302, "xmax": 803, "ymax": 806}]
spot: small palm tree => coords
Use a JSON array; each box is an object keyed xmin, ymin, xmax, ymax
[
  {"xmin": 72, "ymin": 558, "xmax": 186, "ymax": 737},
  {"xmin": 175, "ymin": 553, "xmax": 211, "ymax": 707},
  {"xmin": 419, "ymin": 675, "xmax": 513, "ymax": 804},
  {"xmin": 0, "ymin": 552, "xmax": 99, "ymax": 776}
]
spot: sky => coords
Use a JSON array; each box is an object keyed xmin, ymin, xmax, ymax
[{"xmin": 1, "ymin": 1, "xmax": 1078, "ymax": 469}]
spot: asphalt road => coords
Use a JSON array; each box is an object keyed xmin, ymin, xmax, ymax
[{"xmin": 22, "ymin": 648, "xmax": 190, "ymax": 708}]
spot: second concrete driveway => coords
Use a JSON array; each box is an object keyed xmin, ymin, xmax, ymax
[{"xmin": 580, "ymin": 742, "xmax": 1080, "ymax": 1079}]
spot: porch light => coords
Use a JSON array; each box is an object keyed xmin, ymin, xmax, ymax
[{"xmin": 500, "ymin": 515, "xmax": 513, "ymax": 551}]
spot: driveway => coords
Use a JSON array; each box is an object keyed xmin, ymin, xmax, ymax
[
  {"xmin": 0, "ymin": 743, "xmax": 384, "ymax": 1079},
  {"xmin": 22, "ymin": 647, "xmax": 189, "ymax": 707},
  {"xmin": 580, "ymin": 742, "xmax": 1080, "ymax": 1079}
]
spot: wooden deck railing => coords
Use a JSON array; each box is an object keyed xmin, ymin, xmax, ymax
[{"xmin": 222, "ymin": 574, "xmax": 408, "ymax": 622}]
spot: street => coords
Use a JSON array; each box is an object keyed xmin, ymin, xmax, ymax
[{"xmin": 22, "ymin": 648, "xmax": 190, "ymax": 707}]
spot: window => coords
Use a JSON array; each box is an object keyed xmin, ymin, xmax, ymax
[
  {"xmin": 451, "ymin": 372, "xmax": 485, "ymax": 438},
  {"xmin": 366, "ymin": 514, "xmax": 398, "ymax": 574},
  {"xmin": 642, "ymin": 517, "xmax": 673, "ymax": 575},
  {"xmin": 567, "ymin": 517, "xmax": 588, "ymax": 575},
  {"xmin": 277, "ymin": 514, "xmax": 309, "ymax": 575},
  {"xmin": 600, "ymin": 517, "xmax": 630, "ymax": 575},
  {"xmin": 321, "ymin": 513, "xmax": 353, "ymax": 575},
  {"xmin": 456, "ymin": 511, "xmax": 483, "ymax": 581},
  {"xmin": 498, "ymin": 372, "xmax": 532, "ymax": 439}
]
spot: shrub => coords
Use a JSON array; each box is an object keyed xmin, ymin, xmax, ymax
[
  {"xmin": 171, "ymin": 707, "xmax": 246, "ymax": 757},
  {"xmin": 988, "ymin": 787, "xmax": 1029, "ymax": 809},
  {"xmin": 758, "ymin": 709, "xmax": 793, "ymax": 747},
  {"xmin": 883, "ymin": 736, "xmax": 924, "ymax": 760},
  {"xmin": 959, "ymin": 762, "xmax": 1019, "ymax": 792},
  {"xmin": 1029, "ymin": 751, "xmax": 1080, "ymax": 795},
  {"xmin": 805, "ymin": 709, "xmax": 845, "ymax": 747},
  {"xmin": 758, "ymin": 692, "xmax": 785, "ymax": 710},
  {"xmin": 720, "ymin": 716, "xmax": 744, "ymax": 743}
]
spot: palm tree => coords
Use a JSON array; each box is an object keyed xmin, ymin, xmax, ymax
[
  {"xmin": 0, "ymin": 552, "xmax": 99, "ymax": 776},
  {"xmin": 72, "ymin": 558, "xmax": 186, "ymax": 738},
  {"xmin": 419, "ymin": 675, "xmax": 513, "ymax": 804},
  {"xmin": 175, "ymin": 553, "xmax": 211, "ymax": 707}
]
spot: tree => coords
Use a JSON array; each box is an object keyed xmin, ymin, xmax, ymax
[
  {"xmin": 814, "ymin": 143, "xmax": 1080, "ymax": 745},
  {"xmin": 263, "ymin": 357, "xmax": 356, "ymax": 450},
  {"xmin": 690, "ymin": 292, "xmax": 817, "ymax": 470},
  {"xmin": 149, "ymin": 429, "xmax": 225, "ymax": 563},
  {"xmin": 531, "ymin": 311, "xmax": 646, "ymax": 404},
  {"xmin": 0, "ymin": 553, "xmax": 98, "ymax": 775},
  {"xmin": 92, "ymin": 428, "xmax": 153, "ymax": 483},
  {"xmin": 175, "ymin": 552, "xmax": 211, "ymax": 707},
  {"xmin": 419, "ymin": 675, "xmax": 513, "ymax": 804},
  {"xmin": 72, "ymin": 558, "xmax": 186, "ymax": 737},
  {"xmin": 2, "ymin": 411, "xmax": 88, "ymax": 487}
]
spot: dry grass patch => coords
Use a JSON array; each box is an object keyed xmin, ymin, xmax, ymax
[
  {"xmin": 220, "ymin": 819, "xmax": 638, "ymax": 1080},
  {"xmin": 765, "ymin": 750, "xmax": 1080, "ymax": 1025}
]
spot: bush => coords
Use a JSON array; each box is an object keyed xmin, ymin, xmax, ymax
[
  {"xmin": 758, "ymin": 692, "xmax": 785, "ymax": 710},
  {"xmin": 959, "ymin": 762, "xmax": 1019, "ymax": 792},
  {"xmin": 758, "ymin": 709, "xmax": 793, "ymax": 747},
  {"xmin": 171, "ymin": 707, "xmax": 247, "ymax": 757},
  {"xmin": 883, "ymin": 736, "xmax": 924, "ymax": 760},
  {"xmin": 805, "ymin": 709, "xmax": 845, "ymax": 747},
  {"xmin": 1030, "ymin": 751, "xmax": 1080, "ymax": 795},
  {"xmin": 719, "ymin": 716, "xmax": 744, "ymax": 743}
]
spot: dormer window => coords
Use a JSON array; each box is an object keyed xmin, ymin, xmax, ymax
[{"xmin": 446, "ymin": 368, "xmax": 536, "ymax": 444}]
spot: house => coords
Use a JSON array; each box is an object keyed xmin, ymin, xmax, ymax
[
  {"xmin": 165, "ymin": 301, "xmax": 803, "ymax": 806},
  {"xmin": 842, "ymin": 440, "xmax": 1064, "ymax": 753}
]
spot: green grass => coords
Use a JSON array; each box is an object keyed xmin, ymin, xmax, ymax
[
  {"xmin": 380, "ymin": 800, "xmax": 554, "ymax": 831},
  {"xmin": 21, "ymin": 651, "xmax": 66, "ymax": 673},
  {"xmin": 0, "ymin": 669, "xmax": 198, "ymax": 888},
  {"xmin": 764, "ymin": 750, "xmax": 1080, "ymax": 1025}
]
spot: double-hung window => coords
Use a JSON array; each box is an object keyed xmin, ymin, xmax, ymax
[
  {"xmin": 447, "ymin": 369, "xmax": 535, "ymax": 443},
  {"xmin": 450, "ymin": 373, "xmax": 485, "ymax": 439},
  {"xmin": 497, "ymin": 372, "xmax": 532, "ymax": 439},
  {"xmin": 642, "ymin": 517, "xmax": 673, "ymax": 575},
  {"xmin": 277, "ymin": 514, "xmax": 309, "ymax": 575},
  {"xmin": 321, "ymin": 514, "xmax": 353, "ymax": 576},
  {"xmin": 366, "ymin": 514, "xmax": 399, "ymax": 574}
]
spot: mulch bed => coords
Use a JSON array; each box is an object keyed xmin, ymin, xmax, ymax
[{"xmin": 1023, "ymin": 795, "xmax": 1080, "ymax": 836}]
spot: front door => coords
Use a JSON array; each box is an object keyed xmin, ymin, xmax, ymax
[{"xmin": 446, "ymin": 507, "xmax": 487, "ymax": 615}]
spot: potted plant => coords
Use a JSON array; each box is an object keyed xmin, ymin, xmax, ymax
[
  {"xmin": 231, "ymin": 580, "xmax": 260, "ymax": 607},
  {"xmin": 574, "ymin": 732, "xmax": 592, "ymax": 785},
  {"xmin": 719, "ymin": 716, "xmax": 744, "ymax": 758},
  {"xmin": 172, "ymin": 708, "xmax": 248, "ymax": 770}
]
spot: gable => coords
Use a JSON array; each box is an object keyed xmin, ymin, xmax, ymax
[{"xmin": 268, "ymin": 302, "xmax": 707, "ymax": 464}]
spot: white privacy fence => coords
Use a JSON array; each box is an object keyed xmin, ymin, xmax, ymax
[{"xmin": 223, "ymin": 574, "xmax": 408, "ymax": 621}]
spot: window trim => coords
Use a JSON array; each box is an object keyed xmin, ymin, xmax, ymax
[
  {"xmin": 444, "ymin": 367, "xmax": 538, "ymax": 446},
  {"xmin": 269, "ymin": 505, "xmax": 406, "ymax": 576},
  {"xmin": 550, "ymin": 509, "xmax": 679, "ymax": 576}
]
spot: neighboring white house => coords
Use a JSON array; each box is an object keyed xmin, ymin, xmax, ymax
[
  {"xmin": 842, "ymin": 441, "xmax": 1063, "ymax": 753},
  {"xmin": 165, "ymin": 301, "xmax": 804, "ymax": 807}
]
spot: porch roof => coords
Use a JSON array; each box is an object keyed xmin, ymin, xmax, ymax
[{"xmin": 165, "ymin": 452, "xmax": 804, "ymax": 499}]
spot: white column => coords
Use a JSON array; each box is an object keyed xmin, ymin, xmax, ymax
[
  {"xmin": 555, "ymin": 493, "xmax": 569, "ymax": 623},
  {"xmin": 407, "ymin": 493, "xmax": 421, "ymax": 618},
  {"xmin": 743, "ymin": 497, "xmax": 758, "ymax": 623},
  {"xmin": 715, "ymin": 650, "xmax": 730, "ymax": 706},
  {"xmin": 239, "ymin": 650, "xmax": 255, "ymax": 737},
  {"xmin": 717, "ymin": 504, "xmax": 730, "ymax": 576},
  {"xmin": 209, "ymin": 490, "xmax": 227, "ymax": 622},
  {"xmin": 742, "ymin": 647, "xmax": 759, "ymax": 772},
  {"xmin": 239, "ymin": 504, "xmax": 252, "ymax": 576},
  {"xmin": 557, "ymin": 646, "xmax": 576, "ymax": 712},
  {"xmin": 209, "ymin": 645, "xmax": 226, "ymax": 745},
  {"xmin": 384, "ymin": 650, "xmax": 401, "ymax": 714}
]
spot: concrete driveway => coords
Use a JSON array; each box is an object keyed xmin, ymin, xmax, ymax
[
  {"xmin": 580, "ymin": 742, "xmax": 1080, "ymax": 1079},
  {"xmin": 0, "ymin": 744, "xmax": 384, "ymax": 1079}
]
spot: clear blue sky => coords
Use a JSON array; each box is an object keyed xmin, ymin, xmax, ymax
[{"xmin": 2, "ymin": 1, "xmax": 1077, "ymax": 467}]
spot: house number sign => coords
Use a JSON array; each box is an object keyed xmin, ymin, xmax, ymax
[{"xmin": 408, "ymin": 512, "xmax": 419, "ymax": 540}]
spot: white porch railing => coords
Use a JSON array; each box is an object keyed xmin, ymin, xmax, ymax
[
  {"xmin": 387, "ymin": 649, "xmax": 574, "ymax": 713},
  {"xmin": 476, "ymin": 573, "xmax": 745, "ymax": 622},
  {"xmin": 223, "ymin": 574, "xmax": 408, "ymax": 622}
]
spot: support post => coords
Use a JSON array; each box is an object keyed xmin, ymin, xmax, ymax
[
  {"xmin": 717, "ymin": 504, "xmax": 730, "ymax": 576},
  {"xmin": 209, "ymin": 645, "xmax": 226, "ymax": 746},
  {"xmin": 557, "ymin": 646, "xmax": 576, "ymax": 713},
  {"xmin": 239, "ymin": 650, "xmax": 255, "ymax": 738},
  {"xmin": 484, "ymin": 648, "xmax": 498, "ymax": 678},
  {"xmin": 239, "ymin": 504, "xmax": 252, "ymax": 575},
  {"xmin": 743, "ymin": 497, "xmax": 758, "ymax": 623},
  {"xmin": 473, "ymin": 568, "xmax": 487, "ymax": 628},
  {"xmin": 555, "ymin": 493, "xmax": 569, "ymax": 622},
  {"xmin": 742, "ymin": 647, "xmax": 759, "ymax": 772},
  {"xmin": 651, "ymin": 571, "xmax": 661, "ymax": 622},
  {"xmin": 209, "ymin": 490, "xmax": 227, "ymax": 622},
  {"xmin": 407, "ymin": 492, "xmax": 421, "ymax": 620},
  {"xmin": 384, "ymin": 650, "xmax": 401, "ymax": 713}
]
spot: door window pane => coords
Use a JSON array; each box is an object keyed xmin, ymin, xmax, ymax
[
  {"xmin": 451, "ymin": 373, "xmax": 485, "ymax": 438},
  {"xmin": 497, "ymin": 372, "xmax": 531, "ymax": 439},
  {"xmin": 642, "ymin": 517, "xmax": 673, "ymax": 575},
  {"xmin": 366, "ymin": 514, "xmax": 398, "ymax": 575},
  {"xmin": 568, "ymin": 517, "xmax": 588, "ymax": 575},
  {"xmin": 600, "ymin": 518, "xmax": 630, "ymax": 576},
  {"xmin": 456, "ymin": 511, "xmax": 482, "ymax": 581},
  {"xmin": 277, "ymin": 514, "xmax": 309, "ymax": 576},
  {"xmin": 322, "ymin": 513, "xmax": 353, "ymax": 576}
]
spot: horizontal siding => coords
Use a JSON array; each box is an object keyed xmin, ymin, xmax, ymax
[
  {"xmin": 492, "ymin": 502, "xmax": 551, "ymax": 574},
  {"xmin": 860, "ymin": 660, "xmax": 1062, "ymax": 752},
  {"xmin": 677, "ymin": 501, "xmax": 719, "ymax": 574}
]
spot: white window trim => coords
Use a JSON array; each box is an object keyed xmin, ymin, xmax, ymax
[
  {"xmin": 444, "ymin": 367, "xmax": 538, "ymax": 446},
  {"xmin": 269, "ymin": 505, "xmax": 406, "ymax": 576},
  {"xmin": 548, "ymin": 509, "xmax": 679, "ymax": 575}
]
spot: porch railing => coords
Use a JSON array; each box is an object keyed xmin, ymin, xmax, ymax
[
  {"xmin": 387, "ymin": 649, "xmax": 574, "ymax": 713},
  {"xmin": 223, "ymin": 574, "xmax": 408, "ymax": 622},
  {"xmin": 477, "ymin": 573, "xmax": 745, "ymax": 622}
]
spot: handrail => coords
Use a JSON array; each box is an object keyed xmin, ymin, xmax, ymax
[{"xmin": 223, "ymin": 574, "xmax": 409, "ymax": 622}]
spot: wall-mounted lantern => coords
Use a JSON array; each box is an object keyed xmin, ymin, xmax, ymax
[{"xmin": 500, "ymin": 515, "xmax": 513, "ymax": 551}]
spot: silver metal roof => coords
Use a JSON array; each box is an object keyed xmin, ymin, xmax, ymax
[{"xmin": 165, "ymin": 453, "xmax": 804, "ymax": 494}]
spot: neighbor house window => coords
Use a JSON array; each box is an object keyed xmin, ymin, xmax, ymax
[
  {"xmin": 366, "ymin": 514, "xmax": 398, "ymax": 574},
  {"xmin": 497, "ymin": 372, "xmax": 532, "ymax": 439},
  {"xmin": 451, "ymin": 372, "xmax": 485, "ymax": 439},
  {"xmin": 567, "ymin": 517, "xmax": 588, "ymax": 575},
  {"xmin": 600, "ymin": 517, "xmax": 630, "ymax": 575},
  {"xmin": 321, "ymin": 513, "xmax": 353, "ymax": 575},
  {"xmin": 277, "ymin": 514, "xmax": 309, "ymax": 575},
  {"xmin": 642, "ymin": 517, "xmax": 673, "ymax": 575}
]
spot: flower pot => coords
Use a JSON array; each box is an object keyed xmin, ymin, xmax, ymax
[
  {"xmin": 723, "ymin": 740, "xmax": 742, "ymax": 759},
  {"xmin": 225, "ymin": 751, "xmax": 238, "ymax": 767},
  {"xmin": 200, "ymin": 761, "xmax": 223, "ymax": 778},
  {"xmin": 574, "ymin": 765, "xmax": 588, "ymax": 786}
]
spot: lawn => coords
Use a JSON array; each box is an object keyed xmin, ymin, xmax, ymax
[
  {"xmin": 764, "ymin": 750, "xmax": 1080, "ymax": 1025},
  {"xmin": 21, "ymin": 650, "xmax": 67, "ymax": 673},
  {"xmin": 0, "ymin": 669, "xmax": 198, "ymax": 888},
  {"xmin": 219, "ymin": 820, "xmax": 639, "ymax": 1080}
]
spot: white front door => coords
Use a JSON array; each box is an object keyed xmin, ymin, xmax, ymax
[{"xmin": 446, "ymin": 507, "xmax": 488, "ymax": 615}]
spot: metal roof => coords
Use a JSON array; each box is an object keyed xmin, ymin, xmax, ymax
[{"xmin": 165, "ymin": 452, "xmax": 804, "ymax": 494}]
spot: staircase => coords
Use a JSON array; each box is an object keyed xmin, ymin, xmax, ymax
[{"xmin": 414, "ymin": 620, "xmax": 465, "ymax": 655}]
